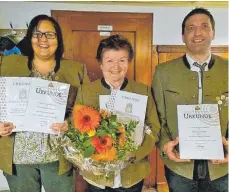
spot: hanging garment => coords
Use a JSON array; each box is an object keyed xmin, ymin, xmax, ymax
[
  {"xmin": 3, "ymin": 46, "xmax": 21, "ymax": 56},
  {"xmin": 0, "ymin": 36, "xmax": 16, "ymax": 52}
]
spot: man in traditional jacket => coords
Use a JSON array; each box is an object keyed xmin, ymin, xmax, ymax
[{"xmin": 152, "ymin": 7, "xmax": 228, "ymax": 192}]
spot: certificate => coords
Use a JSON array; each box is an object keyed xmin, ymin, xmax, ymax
[
  {"xmin": 6, "ymin": 77, "xmax": 31, "ymax": 131},
  {"xmin": 0, "ymin": 77, "xmax": 70, "ymax": 134},
  {"xmin": 99, "ymin": 95, "xmax": 109, "ymax": 110},
  {"xmin": 24, "ymin": 78, "xmax": 70, "ymax": 134},
  {"xmin": 99, "ymin": 90, "xmax": 148, "ymax": 146},
  {"xmin": 177, "ymin": 104, "xmax": 224, "ymax": 160},
  {"xmin": 114, "ymin": 91, "xmax": 148, "ymax": 146}
]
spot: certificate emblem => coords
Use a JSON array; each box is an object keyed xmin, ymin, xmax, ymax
[
  {"xmin": 125, "ymin": 103, "xmax": 132, "ymax": 114},
  {"xmin": 47, "ymin": 81, "xmax": 69, "ymax": 105},
  {"xmin": 48, "ymin": 82, "xmax": 54, "ymax": 87},
  {"xmin": 19, "ymin": 88, "xmax": 27, "ymax": 99}
]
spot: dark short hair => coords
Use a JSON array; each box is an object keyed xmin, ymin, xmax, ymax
[
  {"xmin": 25, "ymin": 14, "xmax": 64, "ymax": 72},
  {"xmin": 182, "ymin": 7, "xmax": 215, "ymax": 34},
  {"xmin": 96, "ymin": 34, "xmax": 134, "ymax": 63}
]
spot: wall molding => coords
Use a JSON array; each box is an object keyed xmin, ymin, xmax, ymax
[
  {"xmin": 0, "ymin": 29, "xmax": 27, "ymax": 36},
  {"xmin": 157, "ymin": 45, "xmax": 228, "ymax": 53},
  {"xmin": 55, "ymin": 1, "xmax": 228, "ymax": 8}
]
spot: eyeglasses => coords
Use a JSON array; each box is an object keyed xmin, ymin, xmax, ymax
[{"xmin": 32, "ymin": 31, "xmax": 57, "ymax": 39}]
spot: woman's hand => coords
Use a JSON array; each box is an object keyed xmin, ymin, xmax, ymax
[
  {"xmin": 0, "ymin": 122, "xmax": 15, "ymax": 136},
  {"xmin": 51, "ymin": 120, "xmax": 68, "ymax": 135}
]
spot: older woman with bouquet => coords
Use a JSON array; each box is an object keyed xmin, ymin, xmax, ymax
[{"xmin": 67, "ymin": 34, "xmax": 160, "ymax": 192}]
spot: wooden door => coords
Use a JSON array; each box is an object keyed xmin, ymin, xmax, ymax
[{"xmin": 52, "ymin": 11, "xmax": 155, "ymax": 191}]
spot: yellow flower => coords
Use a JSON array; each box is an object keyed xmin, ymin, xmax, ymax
[
  {"xmin": 218, "ymin": 100, "xmax": 223, "ymax": 105},
  {"xmin": 221, "ymin": 95, "xmax": 226, "ymax": 100},
  {"xmin": 87, "ymin": 130, "xmax": 96, "ymax": 137},
  {"xmin": 91, "ymin": 147, "xmax": 117, "ymax": 161},
  {"xmin": 117, "ymin": 125, "xmax": 125, "ymax": 133},
  {"xmin": 118, "ymin": 133, "xmax": 126, "ymax": 148},
  {"xmin": 99, "ymin": 109, "xmax": 110, "ymax": 119}
]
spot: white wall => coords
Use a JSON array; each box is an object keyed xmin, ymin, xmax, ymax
[
  {"xmin": 0, "ymin": 1, "xmax": 228, "ymax": 45},
  {"xmin": 0, "ymin": 1, "xmax": 228, "ymax": 190}
]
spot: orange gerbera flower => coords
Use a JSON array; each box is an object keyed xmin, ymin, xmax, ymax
[
  {"xmin": 91, "ymin": 147, "xmax": 117, "ymax": 161},
  {"xmin": 73, "ymin": 106, "xmax": 101, "ymax": 133},
  {"xmin": 73, "ymin": 104, "xmax": 85, "ymax": 114},
  {"xmin": 91, "ymin": 136, "xmax": 113, "ymax": 153}
]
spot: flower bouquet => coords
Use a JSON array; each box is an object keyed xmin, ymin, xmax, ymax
[{"xmin": 61, "ymin": 104, "xmax": 139, "ymax": 179}]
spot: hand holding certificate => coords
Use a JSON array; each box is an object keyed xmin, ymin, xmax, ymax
[
  {"xmin": 177, "ymin": 104, "xmax": 224, "ymax": 160},
  {"xmin": 0, "ymin": 77, "xmax": 70, "ymax": 134}
]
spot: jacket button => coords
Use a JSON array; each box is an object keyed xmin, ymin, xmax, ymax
[
  {"xmin": 192, "ymin": 77, "xmax": 195, "ymax": 80},
  {"xmin": 192, "ymin": 95, "xmax": 196, "ymax": 98}
]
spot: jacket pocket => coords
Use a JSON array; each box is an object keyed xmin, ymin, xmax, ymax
[
  {"xmin": 221, "ymin": 90, "xmax": 228, "ymax": 95},
  {"xmin": 165, "ymin": 89, "xmax": 179, "ymax": 94},
  {"xmin": 164, "ymin": 89, "xmax": 188, "ymax": 104}
]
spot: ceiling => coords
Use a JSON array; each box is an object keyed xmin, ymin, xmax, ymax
[{"xmin": 50, "ymin": 1, "xmax": 228, "ymax": 8}]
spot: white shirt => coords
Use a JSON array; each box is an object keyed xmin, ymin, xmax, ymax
[{"xmin": 186, "ymin": 54, "xmax": 211, "ymax": 104}]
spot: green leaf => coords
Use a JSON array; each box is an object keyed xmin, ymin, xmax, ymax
[
  {"xmin": 109, "ymin": 120, "xmax": 119, "ymax": 127},
  {"xmin": 109, "ymin": 115, "xmax": 117, "ymax": 121},
  {"xmin": 84, "ymin": 146, "xmax": 95, "ymax": 158},
  {"xmin": 83, "ymin": 138, "xmax": 92, "ymax": 147},
  {"xmin": 96, "ymin": 130, "xmax": 108, "ymax": 137},
  {"xmin": 101, "ymin": 120, "xmax": 108, "ymax": 126},
  {"xmin": 79, "ymin": 134, "xmax": 85, "ymax": 140}
]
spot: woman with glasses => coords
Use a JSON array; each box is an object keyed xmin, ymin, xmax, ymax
[{"xmin": 0, "ymin": 14, "xmax": 89, "ymax": 192}]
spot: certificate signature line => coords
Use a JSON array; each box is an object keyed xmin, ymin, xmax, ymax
[
  {"xmin": 37, "ymin": 106, "xmax": 55, "ymax": 110},
  {"xmin": 36, "ymin": 111, "xmax": 55, "ymax": 115}
]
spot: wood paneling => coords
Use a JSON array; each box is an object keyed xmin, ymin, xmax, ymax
[
  {"xmin": 151, "ymin": 45, "xmax": 158, "ymax": 77},
  {"xmin": 157, "ymin": 45, "xmax": 228, "ymax": 64}
]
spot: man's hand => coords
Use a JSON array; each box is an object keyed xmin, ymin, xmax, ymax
[
  {"xmin": 163, "ymin": 137, "xmax": 191, "ymax": 163},
  {"xmin": 211, "ymin": 137, "xmax": 228, "ymax": 164},
  {"xmin": 0, "ymin": 122, "xmax": 15, "ymax": 136}
]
